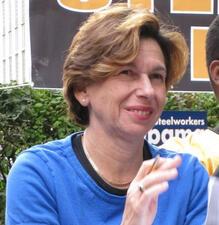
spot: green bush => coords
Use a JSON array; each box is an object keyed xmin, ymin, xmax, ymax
[
  {"xmin": 0, "ymin": 85, "xmax": 82, "ymax": 223},
  {"xmin": 165, "ymin": 92, "xmax": 219, "ymax": 127},
  {"xmin": 0, "ymin": 85, "xmax": 218, "ymax": 223}
]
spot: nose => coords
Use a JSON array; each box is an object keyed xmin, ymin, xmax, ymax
[{"xmin": 135, "ymin": 73, "xmax": 155, "ymax": 99}]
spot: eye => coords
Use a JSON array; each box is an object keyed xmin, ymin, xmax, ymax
[
  {"xmin": 119, "ymin": 69, "xmax": 133, "ymax": 76},
  {"xmin": 150, "ymin": 73, "xmax": 166, "ymax": 82}
]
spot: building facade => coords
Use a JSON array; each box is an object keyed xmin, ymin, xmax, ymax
[{"xmin": 0, "ymin": 0, "xmax": 31, "ymax": 87}]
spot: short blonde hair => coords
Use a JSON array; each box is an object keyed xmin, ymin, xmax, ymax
[{"xmin": 63, "ymin": 3, "xmax": 189, "ymax": 126}]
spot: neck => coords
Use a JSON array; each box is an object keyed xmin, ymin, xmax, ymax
[{"xmin": 82, "ymin": 129, "xmax": 144, "ymax": 188}]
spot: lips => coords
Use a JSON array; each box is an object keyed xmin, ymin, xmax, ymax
[
  {"xmin": 126, "ymin": 105, "xmax": 153, "ymax": 120},
  {"xmin": 130, "ymin": 109, "xmax": 151, "ymax": 116}
]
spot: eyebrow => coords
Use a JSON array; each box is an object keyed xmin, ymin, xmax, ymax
[
  {"xmin": 152, "ymin": 66, "xmax": 167, "ymax": 74},
  {"xmin": 127, "ymin": 64, "xmax": 167, "ymax": 76}
]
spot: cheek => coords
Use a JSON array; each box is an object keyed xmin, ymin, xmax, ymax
[{"xmin": 92, "ymin": 90, "xmax": 116, "ymax": 110}]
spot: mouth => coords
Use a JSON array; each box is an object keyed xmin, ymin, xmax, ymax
[
  {"xmin": 126, "ymin": 106, "xmax": 153, "ymax": 120},
  {"xmin": 129, "ymin": 109, "xmax": 152, "ymax": 116}
]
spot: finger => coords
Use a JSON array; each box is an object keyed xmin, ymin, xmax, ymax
[
  {"xmin": 156, "ymin": 155, "xmax": 182, "ymax": 171},
  {"xmin": 140, "ymin": 167, "xmax": 178, "ymax": 190},
  {"xmin": 133, "ymin": 158, "xmax": 158, "ymax": 181},
  {"xmin": 138, "ymin": 181, "xmax": 169, "ymax": 206},
  {"xmin": 147, "ymin": 155, "xmax": 181, "ymax": 172},
  {"xmin": 134, "ymin": 154, "xmax": 181, "ymax": 182}
]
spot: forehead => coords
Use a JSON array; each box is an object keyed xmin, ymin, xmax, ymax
[
  {"xmin": 133, "ymin": 38, "xmax": 165, "ymax": 68},
  {"xmin": 138, "ymin": 38, "xmax": 164, "ymax": 56}
]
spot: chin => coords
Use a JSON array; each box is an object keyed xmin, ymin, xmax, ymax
[{"xmin": 125, "ymin": 126, "xmax": 150, "ymax": 138}]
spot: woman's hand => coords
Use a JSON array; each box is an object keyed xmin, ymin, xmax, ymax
[{"xmin": 121, "ymin": 155, "xmax": 182, "ymax": 225}]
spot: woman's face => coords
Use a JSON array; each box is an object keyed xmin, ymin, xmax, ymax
[{"xmin": 79, "ymin": 38, "xmax": 167, "ymax": 139}]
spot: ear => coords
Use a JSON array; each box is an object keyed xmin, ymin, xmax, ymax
[
  {"xmin": 74, "ymin": 89, "xmax": 89, "ymax": 107},
  {"xmin": 209, "ymin": 60, "xmax": 219, "ymax": 84}
]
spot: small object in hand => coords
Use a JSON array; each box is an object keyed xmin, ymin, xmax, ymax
[
  {"xmin": 138, "ymin": 154, "xmax": 160, "ymax": 193},
  {"xmin": 147, "ymin": 154, "xmax": 160, "ymax": 174}
]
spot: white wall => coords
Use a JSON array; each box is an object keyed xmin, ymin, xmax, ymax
[{"xmin": 0, "ymin": 0, "xmax": 32, "ymax": 87}]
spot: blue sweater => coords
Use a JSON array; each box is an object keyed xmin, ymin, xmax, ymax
[{"xmin": 6, "ymin": 132, "xmax": 209, "ymax": 225}]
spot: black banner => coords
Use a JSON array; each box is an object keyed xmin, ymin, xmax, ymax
[{"xmin": 29, "ymin": 0, "xmax": 218, "ymax": 91}]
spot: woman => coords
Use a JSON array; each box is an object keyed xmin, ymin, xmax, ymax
[{"xmin": 6, "ymin": 3, "xmax": 208, "ymax": 225}]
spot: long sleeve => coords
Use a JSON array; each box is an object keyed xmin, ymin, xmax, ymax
[
  {"xmin": 184, "ymin": 157, "xmax": 209, "ymax": 225},
  {"xmin": 5, "ymin": 150, "xmax": 60, "ymax": 225}
]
